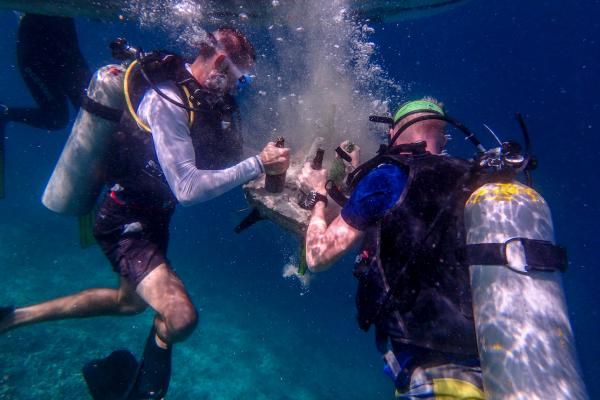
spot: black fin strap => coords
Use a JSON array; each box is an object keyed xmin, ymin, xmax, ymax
[
  {"xmin": 467, "ymin": 239, "xmax": 567, "ymax": 272},
  {"xmin": 81, "ymin": 95, "xmax": 123, "ymax": 122}
]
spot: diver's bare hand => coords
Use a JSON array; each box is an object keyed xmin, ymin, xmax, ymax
[
  {"xmin": 299, "ymin": 162, "xmax": 327, "ymax": 195},
  {"xmin": 260, "ymin": 142, "xmax": 290, "ymax": 175}
]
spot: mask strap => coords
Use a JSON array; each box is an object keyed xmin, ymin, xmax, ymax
[{"xmin": 389, "ymin": 114, "xmax": 486, "ymax": 153}]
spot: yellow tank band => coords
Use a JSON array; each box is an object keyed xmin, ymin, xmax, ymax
[
  {"xmin": 466, "ymin": 182, "xmax": 544, "ymax": 206},
  {"xmin": 123, "ymin": 60, "xmax": 195, "ymax": 134}
]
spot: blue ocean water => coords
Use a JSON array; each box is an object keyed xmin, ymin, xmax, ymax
[{"xmin": 0, "ymin": 1, "xmax": 598, "ymax": 399}]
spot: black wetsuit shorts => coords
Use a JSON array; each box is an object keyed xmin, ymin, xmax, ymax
[{"xmin": 93, "ymin": 194, "xmax": 174, "ymax": 287}]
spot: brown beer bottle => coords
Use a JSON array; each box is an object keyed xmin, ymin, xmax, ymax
[
  {"xmin": 264, "ymin": 137, "xmax": 286, "ymax": 193},
  {"xmin": 311, "ymin": 148, "xmax": 325, "ymax": 170}
]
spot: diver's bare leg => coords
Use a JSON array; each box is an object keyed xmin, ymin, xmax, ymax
[
  {"xmin": 135, "ymin": 263, "xmax": 198, "ymax": 346},
  {"xmin": 131, "ymin": 263, "xmax": 197, "ymax": 398},
  {"xmin": 0, "ymin": 278, "xmax": 147, "ymax": 334}
]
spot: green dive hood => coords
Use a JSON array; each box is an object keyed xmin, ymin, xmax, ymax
[{"xmin": 393, "ymin": 100, "xmax": 445, "ymax": 126}]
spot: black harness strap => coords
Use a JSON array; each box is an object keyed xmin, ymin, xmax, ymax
[
  {"xmin": 467, "ymin": 239, "xmax": 567, "ymax": 272},
  {"xmin": 325, "ymin": 180, "xmax": 349, "ymax": 207},
  {"xmin": 81, "ymin": 95, "xmax": 123, "ymax": 122}
]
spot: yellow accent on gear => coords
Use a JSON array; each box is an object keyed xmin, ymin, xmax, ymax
[
  {"xmin": 123, "ymin": 60, "xmax": 195, "ymax": 133},
  {"xmin": 181, "ymin": 85, "xmax": 195, "ymax": 127},
  {"xmin": 431, "ymin": 378, "xmax": 486, "ymax": 400},
  {"xmin": 124, "ymin": 60, "xmax": 150, "ymax": 132},
  {"xmin": 466, "ymin": 182, "xmax": 544, "ymax": 206}
]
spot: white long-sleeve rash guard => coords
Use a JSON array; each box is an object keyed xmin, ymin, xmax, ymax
[{"xmin": 137, "ymin": 81, "xmax": 264, "ymax": 207}]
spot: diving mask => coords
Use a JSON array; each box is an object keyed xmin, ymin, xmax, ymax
[{"xmin": 217, "ymin": 55, "xmax": 254, "ymax": 94}]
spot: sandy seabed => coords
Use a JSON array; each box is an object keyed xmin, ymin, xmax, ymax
[{"xmin": 0, "ymin": 204, "xmax": 389, "ymax": 399}]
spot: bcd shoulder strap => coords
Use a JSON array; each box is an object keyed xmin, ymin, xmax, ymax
[{"xmin": 123, "ymin": 58, "xmax": 195, "ymax": 133}]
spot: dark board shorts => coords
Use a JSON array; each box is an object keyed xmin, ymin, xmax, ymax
[{"xmin": 93, "ymin": 195, "xmax": 174, "ymax": 287}]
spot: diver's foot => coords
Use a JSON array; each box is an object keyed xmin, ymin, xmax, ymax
[
  {"xmin": 0, "ymin": 306, "xmax": 16, "ymax": 334},
  {"xmin": 131, "ymin": 330, "xmax": 172, "ymax": 399}
]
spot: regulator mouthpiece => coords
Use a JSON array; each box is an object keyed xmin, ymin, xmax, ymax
[{"xmin": 236, "ymin": 74, "xmax": 253, "ymax": 93}]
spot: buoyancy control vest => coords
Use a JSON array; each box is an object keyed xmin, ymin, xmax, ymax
[
  {"xmin": 352, "ymin": 152, "xmax": 487, "ymax": 355},
  {"xmin": 106, "ymin": 55, "xmax": 243, "ymax": 210}
]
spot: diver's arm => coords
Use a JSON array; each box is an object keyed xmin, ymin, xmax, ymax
[
  {"xmin": 299, "ymin": 161, "xmax": 363, "ymax": 271},
  {"xmin": 306, "ymin": 205, "xmax": 364, "ymax": 272},
  {"xmin": 304, "ymin": 160, "xmax": 403, "ymax": 271},
  {"xmin": 139, "ymin": 83, "xmax": 263, "ymax": 206}
]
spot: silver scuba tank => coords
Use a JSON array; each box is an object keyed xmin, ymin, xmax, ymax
[
  {"xmin": 42, "ymin": 64, "xmax": 125, "ymax": 215},
  {"xmin": 464, "ymin": 181, "xmax": 588, "ymax": 399}
]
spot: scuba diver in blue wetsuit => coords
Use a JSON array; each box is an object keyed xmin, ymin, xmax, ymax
[
  {"xmin": 0, "ymin": 27, "xmax": 290, "ymax": 399},
  {"xmin": 301, "ymin": 98, "xmax": 486, "ymax": 398},
  {"xmin": 299, "ymin": 97, "xmax": 584, "ymax": 399},
  {"xmin": 0, "ymin": 13, "xmax": 91, "ymax": 198}
]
